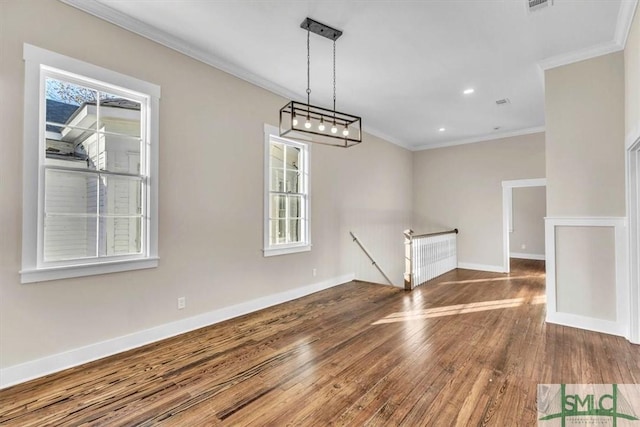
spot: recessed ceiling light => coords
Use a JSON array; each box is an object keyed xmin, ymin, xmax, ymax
[
  {"xmin": 463, "ymin": 88, "xmax": 475, "ymax": 95},
  {"xmin": 439, "ymin": 128, "xmax": 446, "ymax": 132}
]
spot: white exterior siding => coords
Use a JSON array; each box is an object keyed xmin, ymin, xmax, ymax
[
  {"xmin": 44, "ymin": 112, "xmax": 143, "ymax": 260},
  {"xmin": 44, "ymin": 169, "xmax": 96, "ymax": 261}
]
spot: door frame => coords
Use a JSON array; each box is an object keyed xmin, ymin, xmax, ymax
[
  {"xmin": 627, "ymin": 135, "xmax": 640, "ymax": 344},
  {"xmin": 501, "ymin": 178, "xmax": 547, "ymax": 273}
]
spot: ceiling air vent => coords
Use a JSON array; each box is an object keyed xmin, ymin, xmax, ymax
[
  {"xmin": 528, "ymin": 0, "xmax": 553, "ymax": 13},
  {"xmin": 496, "ymin": 98, "xmax": 511, "ymax": 106}
]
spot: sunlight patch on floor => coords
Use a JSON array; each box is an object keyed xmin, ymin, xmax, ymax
[
  {"xmin": 372, "ymin": 295, "xmax": 546, "ymax": 325},
  {"xmin": 436, "ymin": 275, "xmax": 544, "ymax": 285}
]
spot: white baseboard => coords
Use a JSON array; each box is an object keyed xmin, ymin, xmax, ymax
[
  {"xmin": 546, "ymin": 312, "xmax": 626, "ymax": 338},
  {"xmin": 509, "ymin": 252, "xmax": 546, "ymax": 261},
  {"xmin": 457, "ymin": 262, "xmax": 506, "ymax": 273},
  {"xmin": 0, "ymin": 273, "xmax": 354, "ymax": 389}
]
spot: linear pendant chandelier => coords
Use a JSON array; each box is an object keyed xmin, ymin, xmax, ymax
[{"xmin": 279, "ymin": 17, "xmax": 362, "ymax": 148}]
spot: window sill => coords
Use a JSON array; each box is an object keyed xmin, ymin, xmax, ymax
[
  {"xmin": 20, "ymin": 257, "xmax": 159, "ymax": 284},
  {"xmin": 263, "ymin": 245, "xmax": 311, "ymax": 257}
]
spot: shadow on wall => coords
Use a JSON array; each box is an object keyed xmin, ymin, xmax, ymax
[{"xmin": 339, "ymin": 207, "xmax": 412, "ymax": 287}]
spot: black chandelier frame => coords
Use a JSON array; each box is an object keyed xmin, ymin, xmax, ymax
[{"xmin": 278, "ymin": 17, "xmax": 362, "ymax": 148}]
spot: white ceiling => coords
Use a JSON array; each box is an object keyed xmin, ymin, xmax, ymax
[{"xmin": 63, "ymin": 0, "xmax": 638, "ymax": 150}]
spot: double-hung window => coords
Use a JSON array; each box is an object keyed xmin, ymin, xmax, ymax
[
  {"xmin": 21, "ymin": 45, "xmax": 160, "ymax": 283},
  {"xmin": 263, "ymin": 125, "xmax": 310, "ymax": 256}
]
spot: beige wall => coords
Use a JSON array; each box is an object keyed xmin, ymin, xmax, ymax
[
  {"xmin": 0, "ymin": 0, "xmax": 412, "ymax": 369},
  {"xmin": 555, "ymin": 226, "xmax": 617, "ymax": 321},
  {"xmin": 627, "ymin": 6, "xmax": 640, "ymax": 141},
  {"xmin": 544, "ymin": 52, "xmax": 625, "ymax": 323},
  {"xmin": 413, "ymin": 133, "xmax": 545, "ymax": 269},
  {"xmin": 545, "ymin": 52, "xmax": 625, "ymax": 217},
  {"xmin": 509, "ymin": 186, "xmax": 546, "ymax": 257}
]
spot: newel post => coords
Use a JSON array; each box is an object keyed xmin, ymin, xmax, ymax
[{"xmin": 404, "ymin": 229, "xmax": 414, "ymax": 291}]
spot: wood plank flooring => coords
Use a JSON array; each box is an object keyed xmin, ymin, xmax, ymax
[{"xmin": 2, "ymin": 259, "xmax": 640, "ymax": 426}]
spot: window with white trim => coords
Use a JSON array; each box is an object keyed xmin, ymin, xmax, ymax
[
  {"xmin": 264, "ymin": 125, "xmax": 310, "ymax": 256},
  {"xmin": 21, "ymin": 45, "xmax": 160, "ymax": 283}
]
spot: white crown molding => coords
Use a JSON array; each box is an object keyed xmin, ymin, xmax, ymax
[
  {"xmin": 363, "ymin": 125, "xmax": 413, "ymax": 151},
  {"xmin": 59, "ymin": 0, "xmax": 301, "ymax": 102},
  {"xmin": 404, "ymin": 0, "xmax": 635, "ymax": 150},
  {"xmin": 538, "ymin": 0, "xmax": 637, "ymax": 71},
  {"xmin": 537, "ymin": 40, "xmax": 623, "ymax": 71},
  {"xmin": 412, "ymin": 126, "xmax": 545, "ymax": 151},
  {"xmin": 615, "ymin": 0, "xmax": 639, "ymax": 47},
  {"xmin": 60, "ymin": 0, "xmax": 635, "ymax": 152},
  {"xmin": 59, "ymin": 0, "xmax": 415, "ymax": 151}
]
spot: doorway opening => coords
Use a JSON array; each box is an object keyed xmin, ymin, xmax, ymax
[{"xmin": 502, "ymin": 179, "xmax": 547, "ymax": 274}]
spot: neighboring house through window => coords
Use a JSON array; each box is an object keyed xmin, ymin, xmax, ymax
[
  {"xmin": 263, "ymin": 125, "xmax": 310, "ymax": 256},
  {"xmin": 21, "ymin": 44, "xmax": 160, "ymax": 283}
]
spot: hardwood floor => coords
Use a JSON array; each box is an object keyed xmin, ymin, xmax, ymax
[{"xmin": 2, "ymin": 259, "xmax": 639, "ymax": 426}]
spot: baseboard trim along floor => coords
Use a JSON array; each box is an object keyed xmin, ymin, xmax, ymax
[{"xmin": 0, "ymin": 273, "xmax": 355, "ymax": 389}]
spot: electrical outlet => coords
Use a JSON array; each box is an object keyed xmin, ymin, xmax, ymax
[
  {"xmin": 177, "ymin": 297, "xmax": 186, "ymax": 310},
  {"xmin": 312, "ymin": 268, "xmax": 317, "ymax": 277}
]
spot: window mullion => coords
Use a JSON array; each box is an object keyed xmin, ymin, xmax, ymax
[
  {"xmin": 44, "ymin": 165, "xmax": 143, "ymax": 179},
  {"xmin": 283, "ymin": 144, "xmax": 288, "ymax": 243},
  {"xmin": 96, "ymin": 173, "xmax": 101, "ymax": 258},
  {"xmin": 270, "ymin": 191, "xmax": 305, "ymax": 196},
  {"xmin": 285, "ymin": 194, "xmax": 290, "ymax": 243},
  {"xmin": 94, "ymin": 91, "xmax": 101, "ymax": 259}
]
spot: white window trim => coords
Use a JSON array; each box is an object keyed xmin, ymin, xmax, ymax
[
  {"xmin": 263, "ymin": 124, "xmax": 311, "ymax": 257},
  {"xmin": 20, "ymin": 44, "xmax": 160, "ymax": 283}
]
